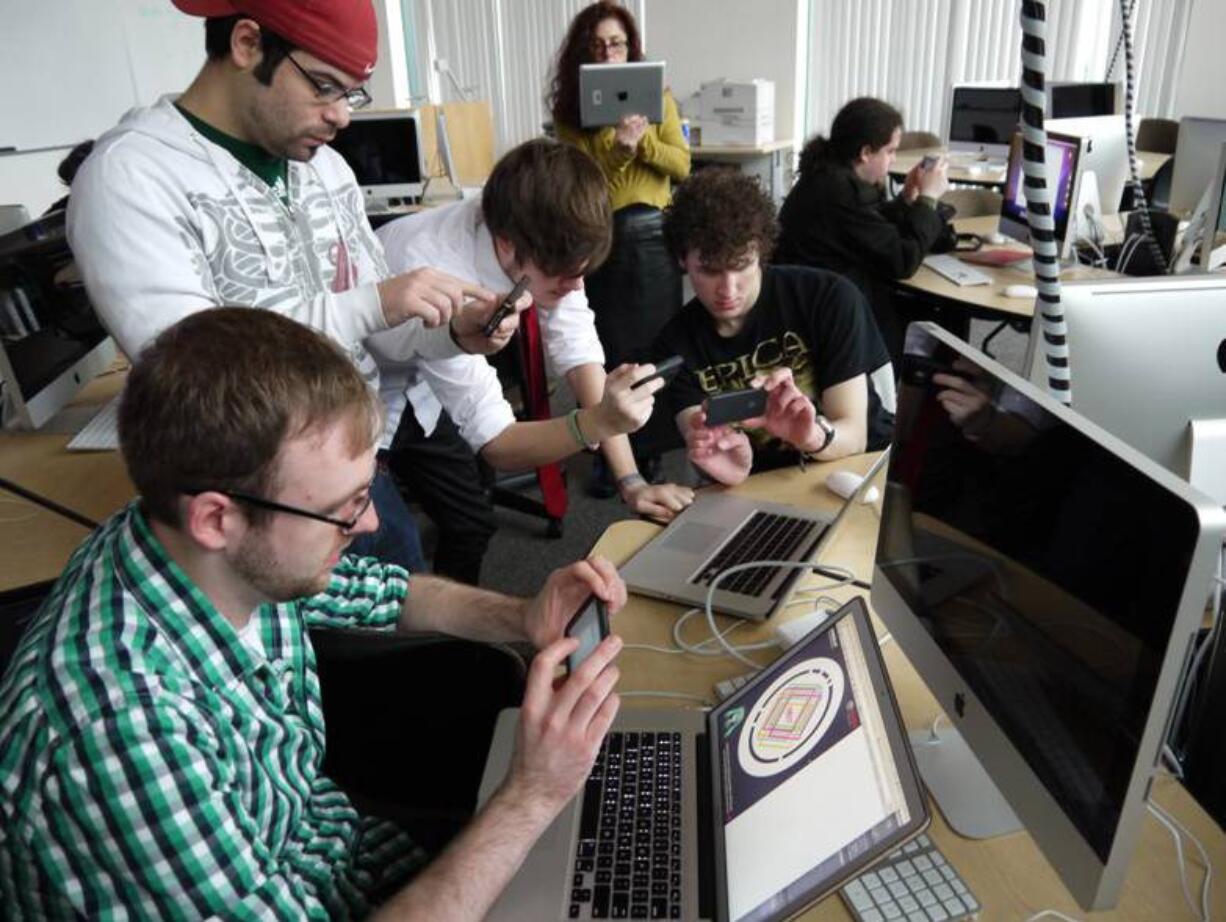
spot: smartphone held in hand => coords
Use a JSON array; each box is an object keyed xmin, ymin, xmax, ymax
[
  {"xmin": 565, "ymin": 596, "xmax": 610, "ymax": 674},
  {"xmin": 703, "ymin": 387, "xmax": 768, "ymax": 426}
]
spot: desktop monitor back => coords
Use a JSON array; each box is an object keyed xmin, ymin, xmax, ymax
[
  {"xmin": 1047, "ymin": 115, "xmax": 1128, "ymax": 215},
  {"xmin": 1169, "ymin": 116, "xmax": 1226, "ymax": 217},
  {"xmin": 0, "ymin": 210, "xmax": 115, "ymax": 430},
  {"xmin": 329, "ymin": 109, "xmax": 426, "ymax": 205},
  {"xmin": 1025, "ymin": 276, "xmax": 1226, "ymax": 499},
  {"xmin": 998, "ymin": 129, "xmax": 1085, "ymax": 257},
  {"xmin": 877, "ymin": 322, "xmax": 1226, "ymax": 909},
  {"xmin": 946, "ymin": 84, "xmax": 1022, "ymax": 159}
]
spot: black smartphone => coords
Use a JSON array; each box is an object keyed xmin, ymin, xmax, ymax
[
  {"xmin": 631, "ymin": 355, "xmax": 685, "ymax": 390},
  {"xmin": 919, "ymin": 153, "xmax": 939, "ymax": 170},
  {"xmin": 703, "ymin": 387, "xmax": 768, "ymax": 426},
  {"xmin": 565, "ymin": 595, "xmax": 610, "ymax": 674},
  {"xmin": 481, "ymin": 275, "xmax": 531, "ymax": 338}
]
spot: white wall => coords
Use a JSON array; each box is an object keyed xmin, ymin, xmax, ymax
[
  {"xmin": 0, "ymin": 150, "xmax": 73, "ymax": 218},
  {"xmin": 644, "ymin": 0, "xmax": 804, "ymax": 145},
  {"xmin": 1173, "ymin": 0, "xmax": 1226, "ymax": 119}
]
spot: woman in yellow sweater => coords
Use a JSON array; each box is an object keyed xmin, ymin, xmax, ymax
[{"xmin": 548, "ymin": 1, "xmax": 690, "ymax": 493}]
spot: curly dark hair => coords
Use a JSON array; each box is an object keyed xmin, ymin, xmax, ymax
[
  {"xmin": 663, "ymin": 168, "xmax": 778, "ymax": 266},
  {"xmin": 547, "ymin": 2, "xmax": 644, "ymax": 131}
]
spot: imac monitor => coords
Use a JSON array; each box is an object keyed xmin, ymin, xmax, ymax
[
  {"xmin": 329, "ymin": 110, "xmax": 426, "ymax": 205},
  {"xmin": 1169, "ymin": 116, "xmax": 1226, "ymax": 217},
  {"xmin": 998, "ymin": 130, "xmax": 1084, "ymax": 256},
  {"xmin": 946, "ymin": 84, "xmax": 1022, "ymax": 159},
  {"xmin": 1026, "ymin": 277, "xmax": 1226, "ymax": 496},
  {"xmin": 877, "ymin": 322, "xmax": 1226, "ymax": 909},
  {"xmin": 0, "ymin": 210, "xmax": 115, "ymax": 430},
  {"xmin": 1200, "ymin": 142, "xmax": 1226, "ymax": 273},
  {"xmin": 579, "ymin": 62, "xmax": 665, "ymax": 128},
  {"xmin": 1047, "ymin": 115, "xmax": 1128, "ymax": 215},
  {"xmin": 1048, "ymin": 82, "xmax": 1119, "ymax": 119}
]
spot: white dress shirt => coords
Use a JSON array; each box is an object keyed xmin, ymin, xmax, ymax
[{"xmin": 367, "ymin": 198, "xmax": 605, "ymax": 451}]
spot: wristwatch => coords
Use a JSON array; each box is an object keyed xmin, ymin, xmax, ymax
[{"xmin": 813, "ymin": 415, "xmax": 836, "ymax": 454}]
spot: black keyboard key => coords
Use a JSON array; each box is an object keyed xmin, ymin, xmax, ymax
[
  {"xmin": 593, "ymin": 885, "xmax": 611, "ymax": 918},
  {"xmin": 611, "ymin": 892, "xmax": 630, "ymax": 918},
  {"xmin": 651, "ymin": 898, "xmax": 669, "ymax": 918}
]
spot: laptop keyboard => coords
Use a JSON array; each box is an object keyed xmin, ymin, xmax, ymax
[
  {"xmin": 690, "ymin": 511, "xmax": 823, "ymax": 598},
  {"xmin": 841, "ymin": 833, "xmax": 980, "ymax": 922},
  {"xmin": 570, "ymin": 731, "xmax": 683, "ymax": 919}
]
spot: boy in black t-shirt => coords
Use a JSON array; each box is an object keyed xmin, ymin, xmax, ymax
[{"xmin": 654, "ymin": 168, "xmax": 893, "ymax": 485}]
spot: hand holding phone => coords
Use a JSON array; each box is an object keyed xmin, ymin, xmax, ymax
[
  {"xmin": 631, "ymin": 355, "xmax": 685, "ymax": 390},
  {"xmin": 702, "ymin": 387, "xmax": 768, "ymax": 426},
  {"xmin": 919, "ymin": 154, "xmax": 940, "ymax": 170},
  {"xmin": 565, "ymin": 596, "xmax": 610, "ymax": 674},
  {"xmin": 481, "ymin": 275, "xmax": 531, "ymax": 338}
]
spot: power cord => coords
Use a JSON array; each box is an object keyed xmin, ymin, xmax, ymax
[
  {"xmin": 703, "ymin": 560, "xmax": 857, "ymax": 667},
  {"xmin": 1147, "ymin": 799, "xmax": 1213, "ymax": 922}
]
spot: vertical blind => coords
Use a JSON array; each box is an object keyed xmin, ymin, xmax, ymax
[
  {"xmin": 405, "ymin": 0, "xmax": 647, "ymax": 155},
  {"xmin": 804, "ymin": 0, "xmax": 1190, "ymax": 140}
]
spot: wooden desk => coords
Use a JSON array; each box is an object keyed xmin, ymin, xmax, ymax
[
  {"xmin": 0, "ymin": 368, "xmax": 134, "ymax": 525},
  {"xmin": 592, "ymin": 456, "xmax": 1224, "ymax": 921},
  {"xmin": 892, "ymin": 149, "xmax": 1006, "ymax": 188},
  {"xmin": 891, "ymin": 148, "xmax": 1170, "ymax": 187},
  {"xmin": 0, "ymin": 488, "xmax": 91, "ymax": 592},
  {"xmin": 690, "ymin": 139, "xmax": 794, "ymax": 204},
  {"xmin": 897, "ymin": 215, "xmax": 1120, "ymax": 322}
]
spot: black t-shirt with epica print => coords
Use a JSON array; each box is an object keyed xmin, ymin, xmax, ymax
[{"xmin": 653, "ymin": 264, "xmax": 894, "ymax": 473}]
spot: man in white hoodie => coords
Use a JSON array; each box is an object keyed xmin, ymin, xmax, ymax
[{"xmin": 67, "ymin": 0, "xmax": 512, "ymax": 572}]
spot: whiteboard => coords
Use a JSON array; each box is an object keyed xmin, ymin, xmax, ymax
[{"xmin": 0, "ymin": 0, "xmax": 204, "ymax": 152}]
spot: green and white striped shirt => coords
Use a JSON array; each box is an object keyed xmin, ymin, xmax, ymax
[{"xmin": 0, "ymin": 502, "xmax": 425, "ymax": 919}]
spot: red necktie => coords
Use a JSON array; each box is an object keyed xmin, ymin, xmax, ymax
[{"xmin": 517, "ymin": 305, "xmax": 569, "ymax": 519}]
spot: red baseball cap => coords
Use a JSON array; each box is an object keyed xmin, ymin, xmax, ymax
[{"xmin": 172, "ymin": 0, "xmax": 378, "ymax": 81}]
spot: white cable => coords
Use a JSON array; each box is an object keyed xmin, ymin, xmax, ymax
[
  {"xmin": 669, "ymin": 607, "xmax": 777, "ymax": 658},
  {"xmin": 1147, "ymin": 800, "xmax": 1212, "ymax": 922},
  {"xmin": 702, "ymin": 560, "xmax": 856, "ymax": 668},
  {"xmin": 619, "ymin": 690, "xmax": 712, "ymax": 705},
  {"xmin": 1022, "ymin": 911, "xmax": 1083, "ymax": 922}
]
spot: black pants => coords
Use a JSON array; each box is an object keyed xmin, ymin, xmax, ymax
[
  {"xmin": 585, "ymin": 204, "xmax": 685, "ymax": 459},
  {"xmin": 385, "ymin": 407, "xmax": 497, "ymax": 586},
  {"xmin": 314, "ymin": 629, "xmax": 526, "ymax": 854}
]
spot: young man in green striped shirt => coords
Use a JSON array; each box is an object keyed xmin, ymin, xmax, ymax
[{"xmin": 0, "ymin": 308, "xmax": 624, "ymax": 920}]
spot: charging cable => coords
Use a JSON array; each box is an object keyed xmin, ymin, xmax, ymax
[{"xmin": 1147, "ymin": 799, "xmax": 1213, "ymax": 922}]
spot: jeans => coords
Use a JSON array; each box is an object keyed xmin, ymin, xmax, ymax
[{"xmin": 347, "ymin": 468, "xmax": 427, "ymax": 573}]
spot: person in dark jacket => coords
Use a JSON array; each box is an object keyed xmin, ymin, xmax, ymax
[{"xmin": 776, "ymin": 97, "xmax": 950, "ymax": 363}]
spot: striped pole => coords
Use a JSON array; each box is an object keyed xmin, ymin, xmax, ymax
[{"xmin": 1019, "ymin": 1, "xmax": 1069, "ymax": 404}]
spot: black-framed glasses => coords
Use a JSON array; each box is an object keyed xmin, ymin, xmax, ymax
[
  {"xmin": 285, "ymin": 53, "xmax": 373, "ymax": 111},
  {"xmin": 184, "ymin": 482, "xmax": 375, "ymax": 534},
  {"xmin": 589, "ymin": 37, "xmax": 628, "ymax": 54}
]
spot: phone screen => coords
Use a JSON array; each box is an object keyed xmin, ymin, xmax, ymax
[{"xmin": 566, "ymin": 596, "xmax": 609, "ymax": 674}]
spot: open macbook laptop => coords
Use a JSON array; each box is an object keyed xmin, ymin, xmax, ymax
[
  {"xmin": 477, "ymin": 596, "xmax": 928, "ymax": 921},
  {"xmin": 579, "ymin": 61, "xmax": 665, "ymax": 127},
  {"xmin": 620, "ymin": 451, "xmax": 890, "ymax": 621}
]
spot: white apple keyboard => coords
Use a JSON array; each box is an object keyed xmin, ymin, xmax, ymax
[
  {"xmin": 841, "ymin": 833, "xmax": 981, "ymax": 922},
  {"xmin": 66, "ymin": 395, "xmax": 121, "ymax": 451},
  {"xmin": 922, "ymin": 255, "xmax": 992, "ymax": 287}
]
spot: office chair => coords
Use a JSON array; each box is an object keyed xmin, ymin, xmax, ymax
[
  {"xmin": 1136, "ymin": 117, "xmax": 1179, "ymax": 155},
  {"xmin": 899, "ymin": 130, "xmax": 941, "ymax": 150},
  {"xmin": 940, "ymin": 188, "xmax": 1003, "ymax": 219}
]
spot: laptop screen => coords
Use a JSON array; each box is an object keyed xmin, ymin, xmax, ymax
[{"xmin": 710, "ymin": 598, "xmax": 927, "ymax": 922}]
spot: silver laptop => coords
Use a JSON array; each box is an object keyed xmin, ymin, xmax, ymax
[
  {"xmin": 620, "ymin": 451, "xmax": 890, "ymax": 621},
  {"xmin": 579, "ymin": 61, "xmax": 665, "ymax": 128},
  {"xmin": 477, "ymin": 596, "xmax": 930, "ymax": 922}
]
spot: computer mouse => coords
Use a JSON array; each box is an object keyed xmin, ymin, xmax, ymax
[
  {"xmin": 1002, "ymin": 284, "xmax": 1038, "ymax": 299},
  {"xmin": 986, "ymin": 231, "xmax": 1009, "ymax": 245},
  {"xmin": 825, "ymin": 469, "xmax": 880, "ymax": 504}
]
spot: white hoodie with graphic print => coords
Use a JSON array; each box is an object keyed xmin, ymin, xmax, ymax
[{"xmin": 67, "ymin": 95, "xmax": 456, "ymax": 386}]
